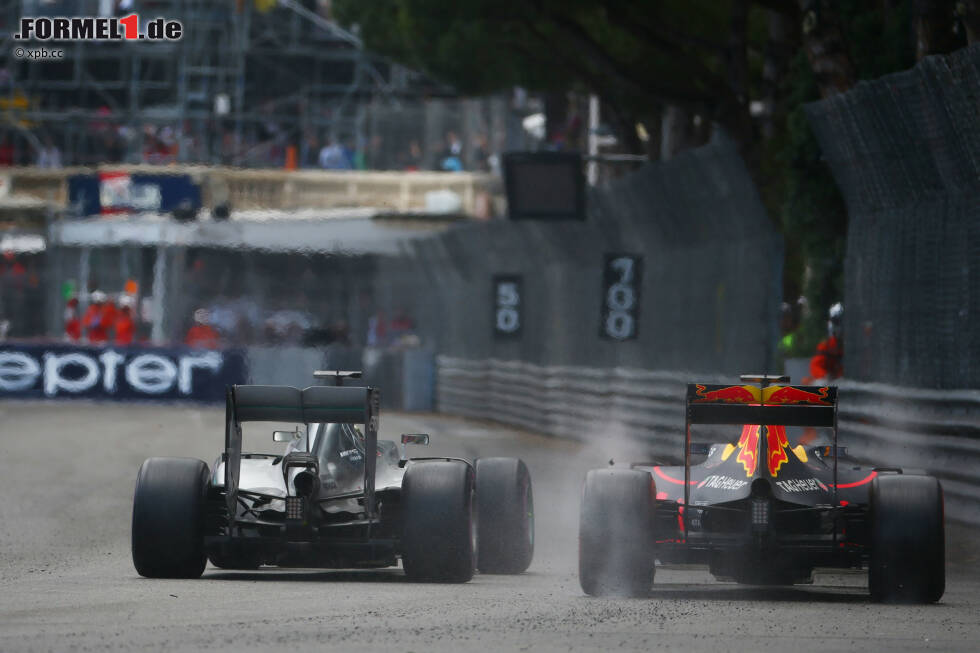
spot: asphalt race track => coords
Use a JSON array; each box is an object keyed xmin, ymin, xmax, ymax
[{"xmin": 1, "ymin": 401, "xmax": 978, "ymax": 652}]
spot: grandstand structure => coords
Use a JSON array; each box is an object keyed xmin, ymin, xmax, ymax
[{"xmin": 0, "ymin": 0, "xmax": 453, "ymax": 167}]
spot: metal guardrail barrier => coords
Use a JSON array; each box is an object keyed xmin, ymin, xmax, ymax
[
  {"xmin": 3, "ymin": 166, "xmax": 502, "ymax": 216},
  {"xmin": 834, "ymin": 380, "xmax": 980, "ymax": 526},
  {"xmin": 437, "ymin": 356, "xmax": 980, "ymax": 526}
]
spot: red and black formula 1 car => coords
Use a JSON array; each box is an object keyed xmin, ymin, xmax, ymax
[
  {"xmin": 131, "ymin": 371, "xmax": 533, "ymax": 582},
  {"xmin": 579, "ymin": 374, "xmax": 944, "ymax": 603}
]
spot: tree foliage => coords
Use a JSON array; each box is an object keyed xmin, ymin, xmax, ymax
[
  {"xmin": 336, "ymin": 0, "xmax": 972, "ymax": 355},
  {"xmin": 767, "ymin": 1, "xmax": 922, "ymax": 354},
  {"xmin": 336, "ymin": 1, "xmax": 776, "ymax": 151}
]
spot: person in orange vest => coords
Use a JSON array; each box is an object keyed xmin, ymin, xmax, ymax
[
  {"xmin": 82, "ymin": 291, "xmax": 111, "ymax": 343},
  {"xmin": 113, "ymin": 296, "xmax": 136, "ymax": 345},
  {"xmin": 798, "ymin": 303, "xmax": 844, "ymax": 446},
  {"xmin": 101, "ymin": 294, "xmax": 118, "ymax": 335},
  {"xmin": 64, "ymin": 297, "xmax": 81, "ymax": 341},
  {"xmin": 185, "ymin": 308, "xmax": 221, "ymax": 349},
  {"xmin": 803, "ymin": 303, "xmax": 843, "ymax": 385}
]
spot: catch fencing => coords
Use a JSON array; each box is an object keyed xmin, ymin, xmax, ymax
[
  {"xmin": 437, "ymin": 356, "xmax": 980, "ymax": 527},
  {"xmin": 805, "ymin": 44, "xmax": 980, "ymax": 389},
  {"xmin": 374, "ymin": 132, "xmax": 783, "ymax": 374}
]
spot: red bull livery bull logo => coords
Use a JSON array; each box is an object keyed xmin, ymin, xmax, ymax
[
  {"xmin": 733, "ymin": 425, "xmax": 760, "ymax": 476},
  {"xmin": 724, "ymin": 424, "xmax": 796, "ymax": 478},
  {"xmin": 766, "ymin": 424, "xmax": 790, "ymax": 476},
  {"xmin": 692, "ymin": 384, "xmax": 759, "ymax": 404},
  {"xmin": 692, "ymin": 384, "xmax": 832, "ymax": 406},
  {"xmin": 763, "ymin": 385, "xmax": 832, "ymax": 406}
]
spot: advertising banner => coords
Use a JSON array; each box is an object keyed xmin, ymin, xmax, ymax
[
  {"xmin": 0, "ymin": 343, "xmax": 246, "ymax": 402},
  {"xmin": 67, "ymin": 173, "xmax": 201, "ymax": 217}
]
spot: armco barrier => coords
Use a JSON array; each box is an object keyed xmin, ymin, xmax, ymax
[
  {"xmin": 0, "ymin": 343, "xmax": 247, "ymax": 402},
  {"xmin": 835, "ymin": 381, "xmax": 980, "ymax": 526},
  {"xmin": 437, "ymin": 356, "xmax": 980, "ymax": 526}
]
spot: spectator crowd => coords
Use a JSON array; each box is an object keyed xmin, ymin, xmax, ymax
[{"xmin": 0, "ymin": 122, "xmax": 497, "ymax": 173}]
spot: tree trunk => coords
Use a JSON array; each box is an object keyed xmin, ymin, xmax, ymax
[
  {"xmin": 640, "ymin": 105, "xmax": 663, "ymax": 162},
  {"xmin": 761, "ymin": 10, "xmax": 799, "ymax": 139},
  {"xmin": 724, "ymin": 0, "xmax": 753, "ymax": 144},
  {"xmin": 959, "ymin": 0, "xmax": 980, "ymax": 43},
  {"xmin": 914, "ymin": 0, "xmax": 960, "ymax": 58},
  {"xmin": 797, "ymin": 0, "xmax": 857, "ymax": 97},
  {"xmin": 728, "ymin": 0, "xmax": 750, "ymax": 104},
  {"xmin": 660, "ymin": 105, "xmax": 688, "ymax": 161}
]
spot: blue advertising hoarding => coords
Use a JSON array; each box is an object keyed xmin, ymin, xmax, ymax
[
  {"xmin": 0, "ymin": 343, "xmax": 246, "ymax": 402},
  {"xmin": 67, "ymin": 173, "xmax": 202, "ymax": 218}
]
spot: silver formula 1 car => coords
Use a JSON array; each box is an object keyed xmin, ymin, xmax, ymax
[{"xmin": 132, "ymin": 371, "xmax": 533, "ymax": 581}]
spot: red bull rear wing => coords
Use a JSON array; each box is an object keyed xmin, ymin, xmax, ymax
[
  {"xmin": 680, "ymin": 376, "xmax": 841, "ymax": 537},
  {"xmin": 687, "ymin": 383, "xmax": 837, "ymax": 428}
]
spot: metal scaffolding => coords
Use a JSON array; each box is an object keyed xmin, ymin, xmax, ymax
[{"xmin": 0, "ymin": 0, "xmax": 449, "ymax": 167}]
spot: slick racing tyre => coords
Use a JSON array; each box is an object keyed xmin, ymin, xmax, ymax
[
  {"xmin": 869, "ymin": 474, "xmax": 945, "ymax": 603},
  {"xmin": 475, "ymin": 457, "xmax": 534, "ymax": 574},
  {"xmin": 132, "ymin": 457, "xmax": 210, "ymax": 579},
  {"xmin": 401, "ymin": 461, "xmax": 475, "ymax": 582},
  {"xmin": 579, "ymin": 468, "xmax": 654, "ymax": 597}
]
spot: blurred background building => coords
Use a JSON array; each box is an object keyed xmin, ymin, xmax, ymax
[{"xmin": 0, "ymin": 0, "xmax": 532, "ymax": 171}]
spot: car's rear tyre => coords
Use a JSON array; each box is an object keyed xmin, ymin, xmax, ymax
[
  {"xmin": 475, "ymin": 457, "xmax": 534, "ymax": 574},
  {"xmin": 869, "ymin": 474, "xmax": 945, "ymax": 603},
  {"xmin": 132, "ymin": 457, "xmax": 209, "ymax": 579},
  {"xmin": 579, "ymin": 468, "xmax": 654, "ymax": 597},
  {"xmin": 401, "ymin": 461, "xmax": 475, "ymax": 582}
]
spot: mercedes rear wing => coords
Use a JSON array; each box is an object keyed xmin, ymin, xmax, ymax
[
  {"xmin": 224, "ymin": 380, "xmax": 381, "ymax": 523},
  {"xmin": 681, "ymin": 374, "xmax": 840, "ymax": 536}
]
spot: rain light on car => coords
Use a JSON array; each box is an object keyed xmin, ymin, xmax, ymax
[
  {"xmin": 750, "ymin": 498, "xmax": 770, "ymax": 529},
  {"xmin": 286, "ymin": 497, "xmax": 304, "ymax": 520}
]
